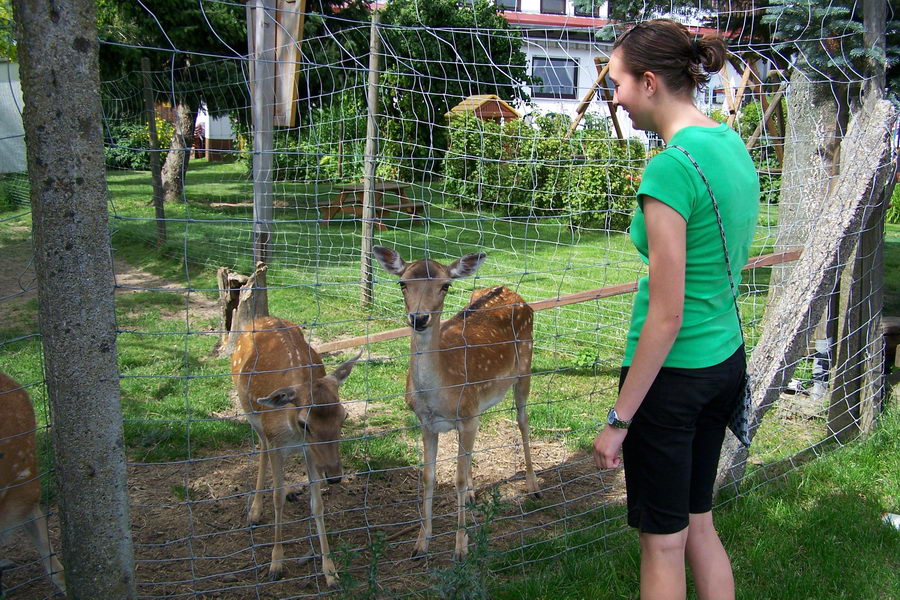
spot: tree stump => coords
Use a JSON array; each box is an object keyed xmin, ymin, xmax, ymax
[{"xmin": 214, "ymin": 262, "xmax": 269, "ymax": 357}]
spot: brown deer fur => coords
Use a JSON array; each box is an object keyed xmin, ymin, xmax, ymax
[
  {"xmin": 373, "ymin": 246, "xmax": 539, "ymax": 561},
  {"xmin": 232, "ymin": 316, "xmax": 359, "ymax": 585},
  {"xmin": 0, "ymin": 373, "xmax": 65, "ymax": 593}
]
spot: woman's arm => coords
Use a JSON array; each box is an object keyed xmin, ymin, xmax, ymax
[{"xmin": 594, "ymin": 196, "xmax": 687, "ymax": 469}]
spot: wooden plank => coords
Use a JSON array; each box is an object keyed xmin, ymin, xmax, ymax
[
  {"xmin": 316, "ymin": 248, "xmax": 803, "ymax": 354},
  {"xmin": 249, "ymin": 0, "xmax": 276, "ymax": 266},
  {"xmin": 564, "ymin": 61, "xmax": 609, "ymax": 140},
  {"xmin": 360, "ymin": 12, "xmax": 381, "ymax": 306},
  {"xmin": 595, "ymin": 56, "xmax": 623, "ymax": 143},
  {"xmin": 727, "ymin": 62, "xmax": 754, "ymax": 127},
  {"xmin": 273, "ymin": 0, "xmax": 305, "ymax": 127},
  {"xmin": 719, "ymin": 65, "xmax": 736, "ymax": 121},
  {"xmin": 745, "ymin": 81, "xmax": 787, "ymax": 153}
]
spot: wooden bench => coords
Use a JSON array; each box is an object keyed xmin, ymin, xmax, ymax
[{"xmin": 318, "ymin": 182, "xmax": 424, "ymax": 231}]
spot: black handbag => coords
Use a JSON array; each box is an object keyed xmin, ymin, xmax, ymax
[{"xmin": 671, "ymin": 145, "xmax": 752, "ymax": 448}]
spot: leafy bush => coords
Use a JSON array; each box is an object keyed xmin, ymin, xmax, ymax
[
  {"xmin": 0, "ymin": 172, "xmax": 29, "ymax": 211},
  {"xmin": 104, "ymin": 118, "xmax": 174, "ymax": 170},
  {"xmin": 445, "ymin": 112, "xmax": 644, "ymax": 229},
  {"xmin": 237, "ymin": 92, "xmax": 368, "ymax": 183},
  {"xmin": 567, "ymin": 131, "xmax": 645, "ymax": 231},
  {"xmin": 888, "ymin": 183, "xmax": 900, "ymax": 225},
  {"xmin": 711, "ymin": 100, "xmax": 764, "ymax": 141},
  {"xmin": 756, "ymin": 155, "xmax": 782, "ymax": 205}
]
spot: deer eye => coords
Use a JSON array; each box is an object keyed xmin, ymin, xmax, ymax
[
  {"xmin": 398, "ymin": 281, "xmax": 406, "ymax": 290},
  {"xmin": 440, "ymin": 283, "xmax": 451, "ymax": 293}
]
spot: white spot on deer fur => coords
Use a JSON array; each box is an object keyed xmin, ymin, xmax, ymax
[{"xmin": 16, "ymin": 468, "xmax": 31, "ymax": 481}]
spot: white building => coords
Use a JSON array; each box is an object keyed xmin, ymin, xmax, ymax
[
  {"xmin": 500, "ymin": 1, "xmax": 737, "ymax": 140},
  {"xmin": 0, "ymin": 61, "xmax": 26, "ymax": 174}
]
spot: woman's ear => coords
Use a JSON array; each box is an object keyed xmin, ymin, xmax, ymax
[{"xmin": 642, "ymin": 71, "xmax": 658, "ymax": 96}]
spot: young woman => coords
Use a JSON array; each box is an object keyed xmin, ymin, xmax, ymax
[{"xmin": 592, "ymin": 19, "xmax": 759, "ymax": 600}]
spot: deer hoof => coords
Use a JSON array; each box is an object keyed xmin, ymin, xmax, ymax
[
  {"xmin": 268, "ymin": 565, "xmax": 284, "ymax": 581},
  {"xmin": 411, "ymin": 547, "xmax": 427, "ymax": 561}
]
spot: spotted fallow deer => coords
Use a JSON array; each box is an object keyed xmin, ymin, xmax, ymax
[
  {"xmin": 372, "ymin": 246, "xmax": 539, "ymax": 561},
  {"xmin": 0, "ymin": 373, "xmax": 65, "ymax": 594},
  {"xmin": 232, "ymin": 316, "xmax": 360, "ymax": 585}
]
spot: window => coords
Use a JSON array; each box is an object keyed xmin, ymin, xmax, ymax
[
  {"xmin": 532, "ymin": 57, "xmax": 578, "ymax": 99},
  {"xmin": 540, "ymin": 0, "xmax": 566, "ymax": 15},
  {"xmin": 573, "ymin": 0, "xmax": 600, "ymax": 17},
  {"xmin": 496, "ymin": 0, "xmax": 520, "ymax": 10}
]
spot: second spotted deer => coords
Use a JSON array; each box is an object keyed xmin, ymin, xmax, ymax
[{"xmin": 373, "ymin": 246, "xmax": 539, "ymax": 561}]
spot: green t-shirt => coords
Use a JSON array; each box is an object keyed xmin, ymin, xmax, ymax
[{"xmin": 623, "ymin": 123, "xmax": 759, "ymax": 369}]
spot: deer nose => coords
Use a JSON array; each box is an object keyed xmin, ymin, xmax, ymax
[
  {"xmin": 409, "ymin": 313, "xmax": 430, "ymax": 331},
  {"xmin": 327, "ymin": 474, "xmax": 343, "ymax": 485}
]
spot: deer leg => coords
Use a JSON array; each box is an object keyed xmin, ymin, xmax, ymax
[
  {"xmin": 454, "ymin": 418, "xmax": 479, "ymax": 561},
  {"xmin": 249, "ymin": 434, "xmax": 270, "ymax": 525},
  {"xmin": 514, "ymin": 375, "xmax": 540, "ymax": 497},
  {"xmin": 413, "ymin": 428, "xmax": 439, "ymax": 559},
  {"xmin": 23, "ymin": 507, "xmax": 65, "ymax": 593},
  {"xmin": 267, "ymin": 448, "xmax": 287, "ymax": 581},
  {"xmin": 306, "ymin": 459, "xmax": 338, "ymax": 588}
]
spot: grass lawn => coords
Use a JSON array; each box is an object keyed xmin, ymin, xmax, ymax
[{"xmin": 490, "ymin": 397, "xmax": 900, "ymax": 600}]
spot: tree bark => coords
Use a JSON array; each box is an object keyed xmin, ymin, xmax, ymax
[
  {"xmin": 162, "ymin": 100, "xmax": 195, "ymax": 203},
  {"xmin": 214, "ymin": 262, "xmax": 270, "ymax": 357},
  {"xmin": 769, "ymin": 74, "xmax": 847, "ymax": 303},
  {"xmin": 12, "ymin": 0, "xmax": 136, "ymax": 596},
  {"xmin": 716, "ymin": 96, "xmax": 897, "ymax": 494}
]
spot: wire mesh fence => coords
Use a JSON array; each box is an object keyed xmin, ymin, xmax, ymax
[{"xmin": 0, "ymin": 0, "xmax": 897, "ymax": 597}]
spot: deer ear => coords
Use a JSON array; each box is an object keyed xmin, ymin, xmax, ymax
[
  {"xmin": 372, "ymin": 246, "xmax": 406, "ymax": 276},
  {"xmin": 258, "ymin": 386, "xmax": 297, "ymax": 408},
  {"xmin": 327, "ymin": 351, "xmax": 362, "ymax": 387},
  {"xmin": 448, "ymin": 252, "xmax": 487, "ymax": 279}
]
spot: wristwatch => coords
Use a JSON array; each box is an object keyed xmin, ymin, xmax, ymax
[{"xmin": 607, "ymin": 408, "xmax": 631, "ymax": 429}]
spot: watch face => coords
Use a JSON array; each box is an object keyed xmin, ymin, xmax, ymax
[{"xmin": 607, "ymin": 408, "xmax": 628, "ymax": 429}]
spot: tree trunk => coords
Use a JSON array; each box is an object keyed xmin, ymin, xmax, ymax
[
  {"xmin": 770, "ymin": 74, "xmax": 847, "ymax": 299},
  {"xmin": 12, "ymin": 0, "xmax": 137, "ymax": 596},
  {"xmin": 162, "ymin": 100, "xmax": 195, "ymax": 203},
  {"xmin": 767, "ymin": 74, "xmax": 850, "ymax": 375},
  {"xmin": 715, "ymin": 96, "xmax": 897, "ymax": 494}
]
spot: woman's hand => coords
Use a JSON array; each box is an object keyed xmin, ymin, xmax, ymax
[{"xmin": 593, "ymin": 426, "xmax": 629, "ymax": 470}]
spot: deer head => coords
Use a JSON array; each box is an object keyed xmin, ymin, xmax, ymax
[
  {"xmin": 372, "ymin": 246, "xmax": 486, "ymax": 331},
  {"xmin": 257, "ymin": 353, "xmax": 359, "ymax": 484}
]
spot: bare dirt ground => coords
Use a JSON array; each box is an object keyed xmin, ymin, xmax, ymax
[
  {"xmin": 1, "ymin": 243, "xmax": 623, "ymax": 599},
  {"xmin": 5, "ymin": 421, "xmax": 620, "ymax": 599}
]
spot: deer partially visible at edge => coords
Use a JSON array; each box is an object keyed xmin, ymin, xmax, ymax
[
  {"xmin": 373, "ymin": 246, "xmax": 539, "ymax": 561},
  {"xmin": 0, "ymin": 372, "xmax": 65, "ymax": 595}
]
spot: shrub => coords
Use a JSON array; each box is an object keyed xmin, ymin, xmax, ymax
[
  {"xmin": 888, "ymin": 183, "xmax": 900, "ymax": 225},
  {"xmin": 0, "ymin": 172, "xmax": 29, "ymax": 211},
  {"xmin": 567, "ymin": 134, "xmax": 645, "ymax": 230},
  {"xmin": 238, "ymin": 92, "xmax": 368, "ymax": 183},
  {"xmin": 445, "ymin": 111, "xmax": 644, "ymax": 229},
  {"xmin": 104, "ymin": 118, "xmax": 174, "ymax": 170},
  {"xmin": 756, "ymin": 154, "xmax": 782, "ymax": 205}
]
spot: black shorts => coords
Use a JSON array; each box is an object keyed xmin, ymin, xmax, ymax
[{"xmin": 620, "ymin": 346, "xmax": 746, "ymax": 535}]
